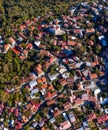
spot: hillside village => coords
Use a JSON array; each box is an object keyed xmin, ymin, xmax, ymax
[{"xmin": 0, "ymin": 0, "xmax": 108, "ymax": 130}]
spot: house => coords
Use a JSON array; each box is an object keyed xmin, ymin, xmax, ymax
[
  {"xmin": 94, "ymin": 88, "xmax": 101, "ymax": 100},
  {"xmin": 26, "ymin": 103, "xmax": 32, "ymax": 110},
  {"xmin": 68, "ymin": 112, "xmax": 76, "ymax": 123},
  {"xmin": 41, "ymin": 76, "xmax": 47, "ymax": 83},
  {"xmin": 43, "ymin": 61, "xmax": 50, "ymax": 70},
  {"xmin": 82, "ymin": 69, "xmax": 90, "ymax": 78},
  {"xmin": 37, "ymin": 78, "xmax": 43, "ymax": 84},
  {"xmin": 75, "ymin": 62, "xmax": 83, "ymax": 69},
  {"xmin": 34, "ymin": 64, "xmax": 44, "ymax": 77},
  {"xmin": 15, "ymin": 120, "xmax": 22, "ymax": 130},
  {"xmin": 19, "ymin": 32, "xmax": 27, "ymax": 40},
  {"xmin": 25, "ymin": 20, "xmax": 33, "ymax": 26},
  {"xmin": 23, "ymin": 50, "xmax": 28, "ymax": 56},
  {"xmin": 26, "ymin": 43, "xmax": 33, "ymax": 49},
  {"xmin": 40, "ymin": 84, "xmax": 47, "ymax": 95},
  {"xmin": 29, "ymin": 100, "xmax": 40, "ymax": 112},
  {"xmin": 97, "ymin": 115, "xmax": 108, "ymax": 124},
  {"xmin": 101, "ymin": 98, "xmax": 108, "ymax": 105},
  {"xmin": 14, "ymin": 108, "xmax": 18, "ymax": 117},
  {"xmin": 52, "ymin": 39, "xmax": 57, "ymax": 45},
  {"xmin": 48, "ymin": 74, "xmax": 58, "ymax": 81},
  {"xmin": 0, "ymin": 103, "xmax": 4, "ymax": 115},
  {"xmin": 90, "ymin": 73, "xmax": 98, "ymax": 79},
  {"xmin": 12, "ymin": 46, "xmax": 20, "ymax": 55},
  {"xmin": 77, "ymin": 127, "xmax": 84, "ymax": 130},
  {"xmin": 87, "ymin": 113, "xmax": 97, "ymax": 122},
  {"xmin": 44, "ymin": 91, "xmax": 57, "ymax": 100},
  {"xmin": 21, "ymin": 116, "xmax": 28, "ymax": 123},
  {"xmin": 83, "ymin": 121, "xmax": 89, "ymax": 128},
  {"xmin": 73, "ymin": 98, "xmax": 83, "ymax": 105},
  {"xmin": 3, "ymin": 44, "xmax": 11, "ymax": 53},
  {"xmin": 62, "ymin": 72, "xmax": 70, "ymax": 79},
  {"xmin": 9, "ymin": 37, "xmax": 16, "ymax": 47},
  {"xmin": 30, "ymin": 86, "xmax": 39, "ymax": 95},
  {"xmin": 34, "ymin": 41, "xmax": 41, "ymax": 47},
  {"xmin": 59, "ymin": 120, "xmax": 71, "ymax": 130},
  {"xmin": 49, "ymin": 56, "xmax": 57, "ymax": 64},
  {"xmin": 54, "ymin": 25, "xmax": 65, "ymax": 35},
  {"xmin": 59, "ymin": 52, "xmax": 67, "ymax": 58},
  {"xmin": 47, "ymin": 99, "xmax": 55, "ymax": 106},
  {"xmin": 68, "ymin": 40, "xmax": 76, "ymax": 46},
  {"xmin": 29, "ymin": 80, "xmax": 38, "ymax": 90},
  {"xmin": 41, "ymin": 127, "xmax": 50, "ymax": 130},
  {"xmin": 88, "ymin": 40, "xmax": 94, "ymax": 46},
  {"xmin": 32, "ymin": 121, "xmax": 38, "ymax": 128},
  {"xmin": 66, "ymin": 77, "xmax": 74, "ymax": 84},
  {"xmin": 40, "ymin": 50, "xmax": 51, "ymax": 56},
  {"xmin": 9, "ymin": 120, "xmax": 14, "ymax": 127},
  {"xmin": 49, "ymin": 118, "xmax": 56, "ymax": 124},
  {"xmin": 39, "ymin": 44, "xmax": 46, "ymax": 49},
  {"xmin": 85, "ymin": 28, "xmax": 95, "ymax": 34},
  {"xmin": 8, "ymin": 108, "xmax": 14, "ymax": 115},
  {"xmin": 59, "ymin": 78, "xmax": 67, "ymax": 86},
  {"xmin": 19, "ymin": 55, "xmax": 26, "ymax": 60},
  {"xmin": 63, "ymin": 102, "xmax": 72, "ymax": 111},
  {"xmin": 38, "ymin": 120, "xmax": 45, "ymax": 127},
  {"xmin": 36, "ymin": 69, "xmax": 44, "ymax": 77},
  {"xmin": 20, "ymin": 24, "xmax": 27, "ymax": 31},
  {"xmin": 17, "ymin": 37, "xmax": 23, "ymax": 42},
  {"xmin": 53, "ymin": 108, "xmax": 62, "ymax": 117},
  {"xmin": 57, "ymin": 65, "xmax": 67, "ymax": 74}
]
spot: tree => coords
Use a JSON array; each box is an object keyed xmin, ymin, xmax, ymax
[{"xmin": 0, "ymin": 90, "xmax": 9, "ymax": 103}]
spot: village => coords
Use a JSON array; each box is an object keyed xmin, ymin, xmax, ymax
[{"xmin": 0, "ymin": 0, "xmax": 108, "ymax": 130}]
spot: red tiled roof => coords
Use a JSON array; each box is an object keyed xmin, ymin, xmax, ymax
[
  {"xmin": 97, "ymin": 115, "xmax": 108, "ymax": 123},
  {"xmin": 8, "ymin": 108, "xmax": 14, "ymax": 113},
  {"xmin": 9, "ymin": 37, "xmax": 15, "ymax": 44},
  {"xmin": 86, "ymin": 28, "xmax": 95, "ymax": 33},
  {"xmin": 14, "ymin": 108, "xmax": 18, "ymax": 117},
  {"xmin": 26, "ymin": 43, "xmax": 33, "ymax": 49},
  {"xmin": 87, "ymin": 113, "xmax": 97, "ymax": 121},
  {"xmin": 20, "ymin": 24, "xmax": 27, "ymax": 31},
  {"xmin": 59, "ymin": 78, "xmax": 67, "ymax": 86},
  {"xmin": 19, "ymin": 33, "xmax": 27, "ymax": 40},
  {"xmin": 19, "ymin": 55, "xmax": 26, "ymax": 60},
  {"xmin": 68, "ymin": 40, "xmax": 76, "ymax": 46},
  {"xmin": 88, "ymin": 40, "xmax": 94, "ymax": 46},
  {"xmin": 15, "ymin": 120, "xmax": 22, "ymax": 130},
  {"xmin": 4, "ymin": 44, "xmax": 11, "ymax": 51},
  {"xmin": 41, "ymin": 77, "xmax": 46, "ymax": 83},
  {"xmin": 60, "ymin": 120, "xmax": 71, "ymax": 130},
  {"xmin": 43, "ymin": 61, "xmax": 50, "ymax": 70},
  {"xmin": 47, "ymin": 99, "xmax": 55, "ymax": 106},
  {"xmin": 12, "ymin": 47, "xmax": 20, "ymax": 55},
  {"xmin": 23, "ymin": 50, "xmax": 28, "ymax": 55},
  {"xmin": 90, "ymin": 73, "xmax": 98, "ymax": 79}
]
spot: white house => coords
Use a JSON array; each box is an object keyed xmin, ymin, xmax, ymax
[
  {"xmin": 94, "ymin": 88, "xmax": 101, "ymax": 100},
  {"xmin": 34, "ymin": 41, "xmax": 41, "ymax": 47},
  {"xmin": 48, "ymin": 73, "xmax": 59, "ymax": 81},
  {"xmin": 29, "ymin": 80, "xmax": 38, "ymax": 90}
]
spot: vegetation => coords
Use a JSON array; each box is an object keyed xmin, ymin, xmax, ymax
[{"xmin": 0, "ymin": 50, "xmax": 35, "ymax": 89}]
